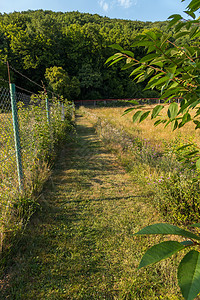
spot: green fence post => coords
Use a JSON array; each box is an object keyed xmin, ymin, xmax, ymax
[
  {"xmin": 10, "ymin": 83, "xmax": 24, "ymax": 192},
  {"xmin": 46, "ymin": 97, "xmax": 50, "ymax": 125}
]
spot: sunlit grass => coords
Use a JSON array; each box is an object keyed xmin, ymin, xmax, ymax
[
  {"xmin": 81, "ymin": 105, "xmax": 200, "ymax": 226},
  {"xmin": 83, "ymin": 104, "xmax": 199, "ymax": 149}
]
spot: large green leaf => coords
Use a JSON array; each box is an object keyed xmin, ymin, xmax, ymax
[
  {"xmin": 160, "ymin": 88, "xmax": 179, "ymax": 100},
  {"xmin": 187, "ymin": 0, "xmax": 200, "ymax": 12},
  {"xmin": 132, "ymin": 111, "xmax": 142, "ymax": 123},
  {"xmin": 105, "ymin": 53, "xmax": 123, "ymax": 65},
  {"xmin": 151, "ymin": 105, "xmax": 164, "ymax": 119},
  {"xmin": 161, "ymin": 33, "xmax": 172, "ymax": 46},
  {"xmin": 140, "ymin": 53, "xmax": 158, "ymax": 63},
  {"xmin": 129, "ymin": 65, "xmax": 145, "ymax": 77},
  {"xmin": 168, "ymin": 102, "xmax": 179, "ymax": 120},
  {"xmin": 108, "ymin": 57, "xmax": 125, "ymax": 66},
  {"xmin": 145, "ymin": 31, "xmax": 157, "ymax": 40},
  {"xmin": 178, "ymin": 250, "xmax": 200, "ymax": 300},
  {"xmin": 168, "ymin": 14, "xmax": 182, "ymax": 27},
  {"xmin": 131, "ymin": 40, "xmax": 155, "ymax": 48},
  {"xmin": 109, "ymin": 44, "xmax": 124, "ymax": 51},
  {"xmin": 184, "ymin": 10, "xmax": 196, "ymax": 19},
  {"xmin": 139, "ymin": 111, "xmax": 150, "ymax": 123},
  {"xmin": 139, "ymin": 241, "xmax": 185, "ymax": 269},
  {"xmin": 174, "ymin": 31, "xmax": 191, "ymax": 39},
  {"xmin": 134, "ymin": 223, "xmax": 200, "ymax": 241},
  {"xmin": 121, "ymin": 50, "xmax": 135, "ymax": 57},
  {"xmin": 122, "ymin": 107, "xmax": 136, "ymax": 116}
]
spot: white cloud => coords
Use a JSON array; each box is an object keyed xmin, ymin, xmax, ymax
[
  {"xmin": 99, "ymin": 0, "xmax": 109, "ymax": 11},
  {"xmin": 117, "ymin": 0, "xmax": 133, "ymax": 9},
  {"xmin": 99, "ymin": 0, "xmax": 137, "ymax": 12}
]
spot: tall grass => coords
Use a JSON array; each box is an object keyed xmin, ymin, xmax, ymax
[
  {"xmin": 80, "ymin": 105, "xmax": 200, "ymax": 226},
  {"xmin": 0, "ymin": 93, "xmax": 74, "ymax": 257}
]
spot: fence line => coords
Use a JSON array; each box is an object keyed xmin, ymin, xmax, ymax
[
  {"xmin": 0, "ymin": 81, "xmax": 74, "ymax": 244},
  {"xmin": 74, "ymin": 97, "xmax": 182, "ymax": 106}
]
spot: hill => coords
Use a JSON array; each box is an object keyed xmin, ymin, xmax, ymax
[{"xmin": 0, "ymin": 10, "xmax": 168, "ymax": 99}]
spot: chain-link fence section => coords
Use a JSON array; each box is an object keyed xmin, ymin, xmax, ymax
[
  {"xmin": 0, "ymin": 85, "xmax": 18, "ymax": 243},
  {"xmin": 0, "ymin": 82, "xmax": 75, "ymax": 248}
]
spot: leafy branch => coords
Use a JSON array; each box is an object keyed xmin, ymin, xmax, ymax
[
  {"xmin": 135, "ymin": 223, "xmax": 200, "ymax": 300},
  {"xmin": 106, "ymin": 0, "xmax": 200, "ymax": 299}
]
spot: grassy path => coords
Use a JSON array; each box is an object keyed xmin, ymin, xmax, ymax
[{"xmin": 1, "ymin": 114, "xmax": 179, "ymax": 299}]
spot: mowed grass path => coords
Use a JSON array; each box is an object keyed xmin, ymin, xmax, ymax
[{"xmin": 1, "ymin": 114, "xmax": 180, "ymax": 299}]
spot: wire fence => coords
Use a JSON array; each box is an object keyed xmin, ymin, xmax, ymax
[{"xmin": 0, "ymin": 81, "xmax": 74, "ymax": 242}]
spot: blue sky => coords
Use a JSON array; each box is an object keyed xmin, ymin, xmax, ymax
[{"xmin": 0, "ymin": 0, "xmax": 192, "ymax": 22}]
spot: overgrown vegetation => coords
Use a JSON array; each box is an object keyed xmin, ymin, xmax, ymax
[
  {"xmin": 80, "ymin": 105, "xmax": 200, "ymax": 225},
  {"xmin": 0, "ymin": 92, "xmax": 74, "ymax": 263}
]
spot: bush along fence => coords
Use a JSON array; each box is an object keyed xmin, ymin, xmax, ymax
[{"xmin": 0, "ymin": 82, "xmax": 74, "ymax": 256}]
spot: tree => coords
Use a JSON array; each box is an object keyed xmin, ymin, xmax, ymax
[
  {"xmin": 0, "ymin": 9, "xmax": 172, "ymax": 100},
  {"xmin": 106, "ymin": 0, "xmax": 200, "ymax": 299},
  {"xmin": 45, "ymin": 66, "xmax": 80, "ymax": 100}
]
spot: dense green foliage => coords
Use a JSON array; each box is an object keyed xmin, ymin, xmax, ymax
[
  {"xmin": 107, "ymin": 0, "xmax": 200, "ymax": 298},
  {"xmin": 0, "ymin": 10, "xmax": 168, "ymax": 99}
]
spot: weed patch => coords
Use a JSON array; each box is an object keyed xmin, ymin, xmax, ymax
[{"xmin": 0, "ymin": 93, "xmax": 74, "ymax": 263}]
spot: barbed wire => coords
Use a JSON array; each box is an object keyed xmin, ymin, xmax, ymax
[
  {"xmin": 0, "ymin": 58, "xmax": 62, "ymax": 99},
  {"xmin": 15, "ymin": 85, "xmax": 37, "ymax": 95},
  {"xmin": 9, "ymin": 64, "xmax": 44, "ymax": 90}
]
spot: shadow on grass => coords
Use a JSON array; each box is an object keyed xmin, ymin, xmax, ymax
[{"xmin": 1, "ymin": 114, "xmax": 131, "ymax": 299}]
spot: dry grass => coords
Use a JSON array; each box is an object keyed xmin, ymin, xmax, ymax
[
  {"xmin": 83, "ymin": 104, "xmax": 199, "ymax": 149},
  {"xmin": 80, "ymin": 105, "xmax": 200, "ymax": 227}
]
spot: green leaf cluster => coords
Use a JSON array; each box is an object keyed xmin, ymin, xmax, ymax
[
  {"xmin": 135, "ymin": 223, "xmax": 200, "ymax": 300},
  {"xmin": 106, "ymin": 1, "xmax": 200, "ymax": 299},
  {"xmin": 106, "ymin": 0, "xmax": 200, "ymax": 170}
]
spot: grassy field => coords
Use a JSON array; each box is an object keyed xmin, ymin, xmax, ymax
[
  {"xmin": 80, "ymin": 105, "xmax": 200, "ymax": 226},
  {"xmin": 2, "ymin": 106, "xmax": 200, "ymax": 299},
  {"xmin": 1, "ymin": 113, "xmax": 184, "ymax": 299},
  {"xmin": 81, "ymin": 104, "xmax": 199, "ymax": 149}
]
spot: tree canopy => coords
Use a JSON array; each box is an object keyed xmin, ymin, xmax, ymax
[{"xmin": 0, "ymin": 10, "xmax": 169, "ymax": 100}]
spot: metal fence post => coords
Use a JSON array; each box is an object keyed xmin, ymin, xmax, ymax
[
  {"xmin": 10, "ymin": 83, "xmax": 24, "ymax": 192},
  {"xmin": 46, "ymin": 97, "xmax": 50, "ymax": 125}
]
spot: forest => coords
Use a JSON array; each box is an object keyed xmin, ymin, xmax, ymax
[{"xmin": 0, "ymin": 10, "xmax": 170, "ymax": 100}]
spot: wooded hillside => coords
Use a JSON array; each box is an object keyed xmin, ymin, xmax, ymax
[{"xmin": 0, "ymin": 10, "xmax": 169, "ymax": 99}]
